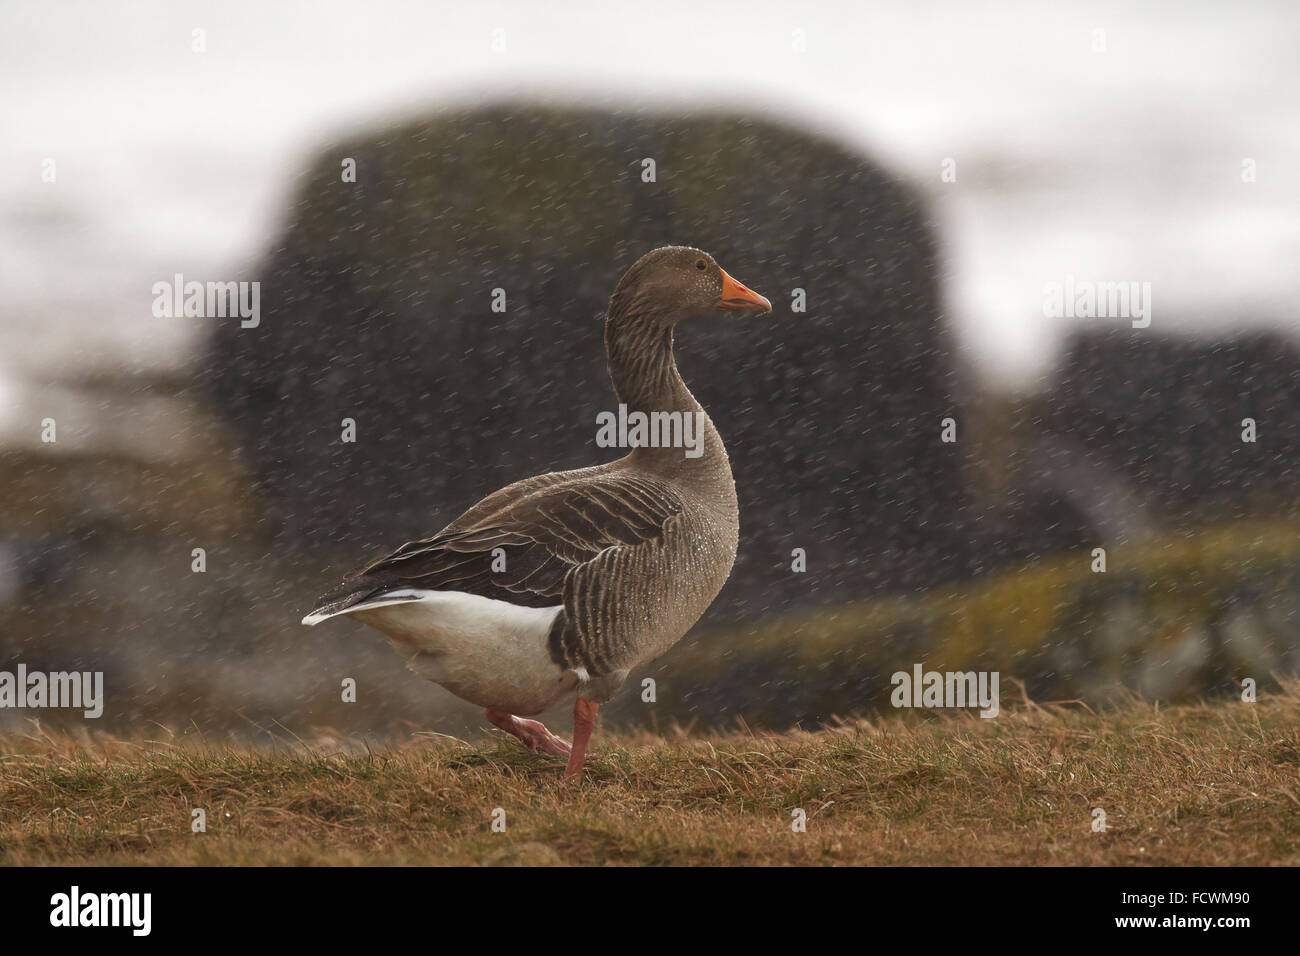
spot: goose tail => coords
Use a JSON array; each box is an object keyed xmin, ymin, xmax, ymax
[{"xmin": 304, "ymin": 585, "xmax": 453, "ymax": 625}]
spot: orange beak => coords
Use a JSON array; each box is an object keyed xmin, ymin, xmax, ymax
[{"xmin": 716, "ymin": 268, "xmax": 772, "ymax": 314}]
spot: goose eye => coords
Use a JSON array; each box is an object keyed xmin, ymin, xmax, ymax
[{"xmin": 695, "ymin": 260, "xmax": 707, "ymax": 271}]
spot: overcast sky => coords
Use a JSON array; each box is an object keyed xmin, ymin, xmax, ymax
[{"xmin": 2, "ymin": 0, "xmax": 1297, "ymax": 393}]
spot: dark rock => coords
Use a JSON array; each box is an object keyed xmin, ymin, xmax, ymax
[
  {"xmin": 1044, "ymin": 328, "xmax": 1300, "ymax": 523},
  {"xmin": 204, "ymin": 103, "xmax": 965, "ymax": 623}
]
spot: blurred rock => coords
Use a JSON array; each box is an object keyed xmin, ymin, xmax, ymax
[
  {"xmin": 1042, "ymin": 328, "xmax": 1300, "ymax": 525},
  {"xmin": 203, "ymin": 103, "xmax": 966, "ymax": 624}
]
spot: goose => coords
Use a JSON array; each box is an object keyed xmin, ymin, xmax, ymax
[{"xmin": 302, "ymin": 246, "xmax": 771, "ymax": 779}]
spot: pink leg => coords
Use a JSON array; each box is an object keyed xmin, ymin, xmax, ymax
[
  {"xmin": 485, "ymin": 709, "xmax": 571, "ymax": 758},
  {"xmin": 563, "ymin": 698, "xmax": 599, "ymax": 780}
]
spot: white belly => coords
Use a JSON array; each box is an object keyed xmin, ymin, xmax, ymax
[{"xmin": 345, "ymin": 589, "xmax": 576, "ymax": 715}]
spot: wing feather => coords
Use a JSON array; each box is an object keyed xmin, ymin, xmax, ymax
[{"xmin": 309, "ymin": 470, "xmax": 685, "ymax": 639}]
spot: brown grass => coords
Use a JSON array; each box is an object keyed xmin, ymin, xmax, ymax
[{"xmin": 2, "ymin": 686, "xmax": 1298, "ymax": 866}]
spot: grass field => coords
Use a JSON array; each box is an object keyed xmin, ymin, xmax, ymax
[{"xmin": 1, "ymin": 685, "xmax": 1297, "ymax": 866}]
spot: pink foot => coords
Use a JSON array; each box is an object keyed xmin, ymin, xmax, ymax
[
  {"xmin": 564, "ymin": 698, "xmax": 600, "ymax": 781},
  {"xmin": 485, "ymin": 709, "xmax": 572, "ymax": 758}
]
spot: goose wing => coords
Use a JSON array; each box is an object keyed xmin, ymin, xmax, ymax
[{"xmin": 307, "ymin": 470, "xmax": 684, "ymax": 633}]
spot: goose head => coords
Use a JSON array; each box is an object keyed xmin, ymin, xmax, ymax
[{"xmin": 609, "ymin": 246, "xmax": 771, "ymax": 327}]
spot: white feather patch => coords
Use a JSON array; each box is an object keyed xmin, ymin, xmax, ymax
[{"xmin": 307, "ymin": 588, "xmax": 570, "ymax": 715}]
